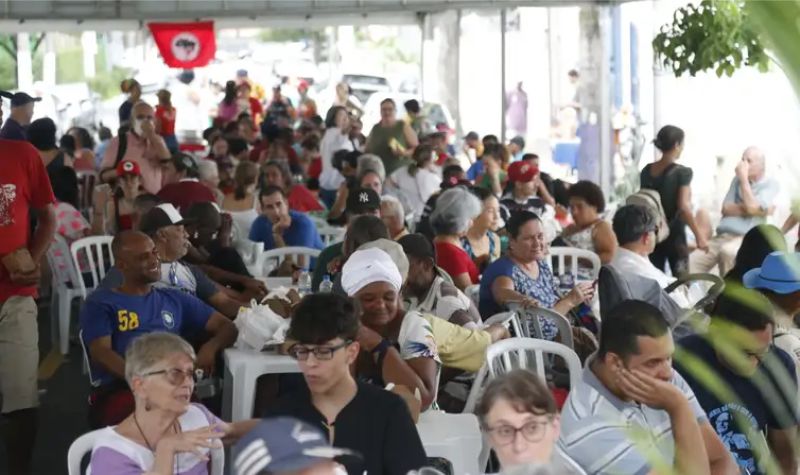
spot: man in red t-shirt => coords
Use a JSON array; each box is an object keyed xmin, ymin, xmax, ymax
[
  {"xmin": 0, "ymin": 100, "xmax": 56, "ymax": 475},
  {"xmin": 157, "ymin": 153, "xmax": 217, "ymax": 213}
]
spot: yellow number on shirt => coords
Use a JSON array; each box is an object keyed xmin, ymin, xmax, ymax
[{"xmin": 117, "ymin": 310, "xmax": 140, "ymax": 331}]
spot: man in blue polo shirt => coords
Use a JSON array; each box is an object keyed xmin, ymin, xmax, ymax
[
  {"xmin": 250, "ymin": 185, "xmax": 324, "ymax": 251},
  {"xmin": 80, "ymin": 230, "xmax": 237, "ymax": 428}
]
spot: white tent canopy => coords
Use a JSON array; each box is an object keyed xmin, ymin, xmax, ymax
[{"xmin": 0, "ymin": 0, "xmax": 627, "ymax": 31}]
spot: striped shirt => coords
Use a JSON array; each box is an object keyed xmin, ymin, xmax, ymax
[{"xmin": 558, "ymin": 360, "xmax": 706, "ymax": 475}]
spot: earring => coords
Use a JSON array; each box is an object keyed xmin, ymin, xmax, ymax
[{"xmin": 144, "ymin": 398, "xmax": 152, "ymax": 412}]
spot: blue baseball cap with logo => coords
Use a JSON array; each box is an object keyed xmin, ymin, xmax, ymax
[
  {"xmin": 743, "ymin": 251, "xmax": 800, "ymax": 294},
  {"xmin": 233, "ymin": 417, "xmax": 357, "ymax": 475}
]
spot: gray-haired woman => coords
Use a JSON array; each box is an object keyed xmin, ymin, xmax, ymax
[
  {"xmin": 88, "ymin": 333, "xmax": 256, "ymax": 474},
  {"xmin": 430, "ymin": 186, "xmax": 482, "ymax": 291}
]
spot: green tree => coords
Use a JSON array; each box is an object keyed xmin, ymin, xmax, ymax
[{"xmin": 652, "ymin": 0, "xmax": 770, "ymax": 77}]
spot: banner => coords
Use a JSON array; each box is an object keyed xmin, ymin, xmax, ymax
[{"xmin": 148, "ymin": 21, "xmax": 216, "ymax": 68}]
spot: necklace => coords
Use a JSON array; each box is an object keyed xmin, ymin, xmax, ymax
[{"xmin": 133, "ymin": 412, "xmax": 179, "ymax": 451}]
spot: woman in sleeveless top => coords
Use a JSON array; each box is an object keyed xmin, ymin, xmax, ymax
[
  {"xmin": 640, "ymin": 125, "xmax": 707, "ymax": 277},
  {"xmin": 558, "ymin": 180, "xmax": 617, "ymax": 264},
  {"xmin": 222, "ymin": 161, "xmax": 260, "ymax": 239},
  {"xmin": 462, "ymin": 187, "xmax": 502, "ymax": 273},
  {"xmin": 365, "ymin": 98, "xmax": 419, "ymax": 176},
  {"xmin": 92, "ymin": 160, "xmax": 142, "ymax": 235}
]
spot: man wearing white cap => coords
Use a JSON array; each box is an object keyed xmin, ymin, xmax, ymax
[
  {"xmin": 98, "ymin": 203, "xmax": 249, "ymax": 318},
  {"xmin": 342, "ymin": 247, "xmax": 441, "ymax": 411}
]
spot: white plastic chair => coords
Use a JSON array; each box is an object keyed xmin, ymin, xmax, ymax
[
  {"xmin": 464, "ymin": 284, "xmax": 480, "ymax": 307},
  {"xmin": 513, "ymin": 306, "xmax": 575, "ymax": 349},
  {"xmin": 486, "ymin": 337, "xmax": 582, "ymax": 388},
  {"xmin": 67, "ymin": 428, "xmax": 224, "ymax": 475},
  {"xmin": 233, "ymin": 239, "xmax": 264, "ymax": 277},
  {"xmin": 548, "ymin": 247, "xmax": 602, "ymax": 281},
  {"xmin": 256, "ymin": 246, "xmax": 321, "ymax": 275},
  {"xmin": 70, "ymin": 236, "xmax": 115, "ymax": 299},
  {"xmin": 318, "ymin": 225, "xmax": 346, "ymax": 246},
  {"xmin": 45, "ymin": 235, "xmax": 84, "ymax": 355},
  {"xmin": 78, "ymin": 330, "xmax": 101, "ymax": 386}
]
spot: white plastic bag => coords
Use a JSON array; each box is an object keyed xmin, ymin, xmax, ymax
[{"xmin": 234, "ymin": 299, "xmax": 290, "ymax": 350}]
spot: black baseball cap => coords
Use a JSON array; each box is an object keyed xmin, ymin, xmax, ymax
[
  {"xmin": 399, "ymin": 233, "xmax": 436, "ymax": 264},
  {"xmin": 5, "ymin": 91, "xmax": 41, "ymax": 107},
  {"xmin": 346, "ymin": 187, "xmax": 381, "ymax": 214},
  {"xmin": 139, "ymin": 203, "xmax": 195, "ymax": 235}
]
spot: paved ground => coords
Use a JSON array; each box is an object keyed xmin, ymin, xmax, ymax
[{"xmin": 0, "ymin": 299, "xmax": 89, "ymax": 475}]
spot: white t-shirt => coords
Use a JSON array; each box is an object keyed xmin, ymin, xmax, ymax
[
  {"xmin": 319, "ymin": 127, "xmax": 354, "ymax": 190},
  {"xmin": 387, "ymin": 166, "xmax": 441, "ymax": 222}
]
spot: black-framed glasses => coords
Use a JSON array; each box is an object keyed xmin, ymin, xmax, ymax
[
  {"xmin": 142, "ymin": 368, "xmax": 198, "ymax": 386},
  {"xmin": 288, "ymin": 340, "xmax": 352, "ymax": 361},
  {"xmin": 484, "ymin": 418, "xmax": 552, "ymax": 446}
]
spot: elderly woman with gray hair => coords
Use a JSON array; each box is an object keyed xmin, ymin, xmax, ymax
[
  {"xmin": 88, "ymin": 332, "xmax": 256, "ymax": 474},
  {"xmin": 431, "ymin": 186, "xmax": 483, "ymax": 290}
]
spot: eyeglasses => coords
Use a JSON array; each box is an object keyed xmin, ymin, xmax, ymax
[
  {"xmin": 142, "ymin": 367, "xmax": 199, "ymax": 386},
  {"xmin": 485, "ymin": 418, "xmax": 552, "ymax": 446},
  {"xmin": 288, "ymin": 340, "xmax": 352, "ymax": 361}
]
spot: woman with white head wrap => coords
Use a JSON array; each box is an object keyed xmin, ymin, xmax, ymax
[{"xmin": 341, "ymin": 247, "xmax": 441, "ymax": 411}]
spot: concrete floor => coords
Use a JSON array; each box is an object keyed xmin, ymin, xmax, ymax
[{"xmin": 0, "ymin": 299, "xmax": 89, "ymax": 475}]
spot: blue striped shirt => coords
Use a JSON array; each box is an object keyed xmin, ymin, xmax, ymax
[{"xmin": 558, "ymin": 359, "xmax": 706, "ymax": 475}]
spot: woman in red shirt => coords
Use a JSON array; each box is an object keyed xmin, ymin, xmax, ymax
[
  {"xmin": 155, "ymin": 89, "xmax": 178, "ymax": 154},
  {"xmin": 430, "ymin": 186, "xmax": 483, "ymax": 290},
  {"xmin": 261, "ymin": 159, "xmax": 324, "ymax": 213}
]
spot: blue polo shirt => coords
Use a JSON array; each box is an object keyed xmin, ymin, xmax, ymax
[
  {"xmin": 80, "ymin": 287, "xmax": 214, "ymax": 385},
  {"xmin": 249, "ymin": 210, "xmax": 324, "ymax": 251}
]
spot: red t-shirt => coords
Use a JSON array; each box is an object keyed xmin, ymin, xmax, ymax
[
  {"xmin": 287, "ymin": 185, "xmax": 324, "ymax": 212},
  {"xmin": 307, "ymin": 157, "xmax": 322, "ymax": 180},
  {"xmin": 248, "ymin": 97, "xmax": 264, "ymax": 124},
  {"xmin": 0, "ymin": 139, "xmax": 55, "ymax": 301},
  {"xmin": 155, "ymin": 105, "xmax": 176, "ymax": 136},
  {"xmin": 157, "ymin": 180, "xmax": 217, "ymax": 213},
  {"xmin": 435, "ymin": 241, "xmax": 479, "ymax": 284}
]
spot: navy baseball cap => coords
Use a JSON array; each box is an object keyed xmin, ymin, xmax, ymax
[
  {"xmin": 8, "ymin": 92, "xmax": 41, "ymax": 107},
  {"xmin": 233, "ymin": 417, "xmax": 357, "ymax": 475}
]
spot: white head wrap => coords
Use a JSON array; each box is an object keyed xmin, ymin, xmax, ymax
[
  {"xmin": 357, "ymin": 238, "xmax": 409, "ymax": 282},
  {"xmin": 341, "ymin": 247, "xmax": 403, "ymax": 297}
]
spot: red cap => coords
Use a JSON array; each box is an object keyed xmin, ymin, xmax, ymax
[
  {"xmin": 116, "ymin": 160, "xmax": 141, "ymax": 177},
  {"xmin": 508, "ymin": 161, "xmax": 539, "ymax": 183}
]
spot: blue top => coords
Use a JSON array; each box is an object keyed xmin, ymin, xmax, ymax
[
  {"xmin": 479, "ymin": 256, "xmax": 559, "ymax": 339},
  {"xmin": 465, "ymin": 160, "xmax": 483, "ymax": 181},
  {"xmin": 0, "ymin": 117, "xmax": 26, "ymax": 140},
  {"xmin": 249, "ymin": 210, "xmax": 324, "ymax": 251},
  {"xmin": 716, "ymin": 176, "xmax": 780, "ymax": 236},
  {"xmin": 80, "ymin": 287, "xmax": 214, "ymax": 385},
  {"xmin": 675, "ymin": 334, "xmax": 798, "ymax": 474}
]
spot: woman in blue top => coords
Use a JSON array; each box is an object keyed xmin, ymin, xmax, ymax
[
  {"xmin": 479, "ymin": 211, "xmax": 594, "ymax": 339},
  {"xmin": 462, "ymin": 186, "xmax": 502, "ymax": 273}
]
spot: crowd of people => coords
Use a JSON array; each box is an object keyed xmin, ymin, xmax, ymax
[{"xmin": 0, "ymin": 69, "xmax": 799, "ymax": 475}]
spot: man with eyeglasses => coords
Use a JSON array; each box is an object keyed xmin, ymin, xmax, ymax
[
  {"xmin": 264, "ymin": 293, "xmax": 427, "ymax": 475},
  {"xmin": 99, "ymin": 203, "xmax": 256, "ymax": 317},
  {"xmin": 80, "ymin": 230, "xmax": 237, "ymax": 428},
  {"xmin": 610, "ymin": 204, "xmax": 694, "ymax": 308},
  {"xmin": 558, "ymin": 300, "xmax": 738, "ymax": 475},
  {"xmin": 99, "ymin": 101, "xmax": 172, "ymax": 194},
  {"xmin": 674, "ymin": 290, "xmax": 798, "ymax": 475}
]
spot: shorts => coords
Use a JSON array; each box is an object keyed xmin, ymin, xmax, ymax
[{"xmin": 0, "ymin": 296, "xmax": 39, "ymax": 413}]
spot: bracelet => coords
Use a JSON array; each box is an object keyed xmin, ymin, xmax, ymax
[{"xmin": 371, "ymin": 338, "xmax": 392, "ymax": 357}]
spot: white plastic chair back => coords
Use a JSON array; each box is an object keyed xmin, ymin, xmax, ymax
[
  {"xmin": 76, "ymin": 171, "xmax": 97, "ymax": 213},
  {"xmin": 464, "ymin": 284, "xmax": 480, "ymax": 307},
  {"xmin": 514, "ymin": 306, "xmax": 575, "ymax": 349},
  {"xmin": 71, "ymin": 235, "xmax": 115, "ymax": 299},
  {"xmin": 46, "ymin": 235, "xmax": 84, "ymax": 354},
  {"xmin": 482, "ymin": 311, "xmax": 523, "ymax": 337},
  {"xmin": 485, "ymin": 338, "xmax": 582, "ymax": 389},
  {"xmin": 548, "ymin": 247, "xmax": 601, "ymax": 281},
  {"xmin": 68, "ymin": 428, "xmax": 224, "ymax": 475},
  {"xmin": 78, "ymin": 330, "xmax": 101, "ymax": 387},
  {"xmin": 234, "ymin": 239, "xmax": 264, "ymax": 277},
  {"xmin": 318, "ymin": 225, "xmax": 346, "ymax": 246},
  {"xmin": 257, "ymin": 246, "xmax": 321, "ymax": 274}
]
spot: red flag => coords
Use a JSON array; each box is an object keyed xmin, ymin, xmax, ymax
[{"xmin": 148, "ymin": 21, "xmax": 216, "ymax": 68}]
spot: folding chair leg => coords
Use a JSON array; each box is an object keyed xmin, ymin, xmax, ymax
[
  {"xmin": 58, "ymin": 293, "xmax": 71, "ymax": 355},
  {"xmin": 50, "ymin": 289, "xmax": 59, "ymax": 351}
]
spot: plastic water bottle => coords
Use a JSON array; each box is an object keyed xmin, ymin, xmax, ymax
[
  {"xmin": 298, "ymin": 271, "xmax": 312, "ymax": 295},
  {"xmin": 319, "ymin": 274, "xmax": 333, "ymax": 293}
]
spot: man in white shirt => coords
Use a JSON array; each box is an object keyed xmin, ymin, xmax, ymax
[{"xmin": 610, "ymin": 204, "xmax": 692, "ymax": 308}]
